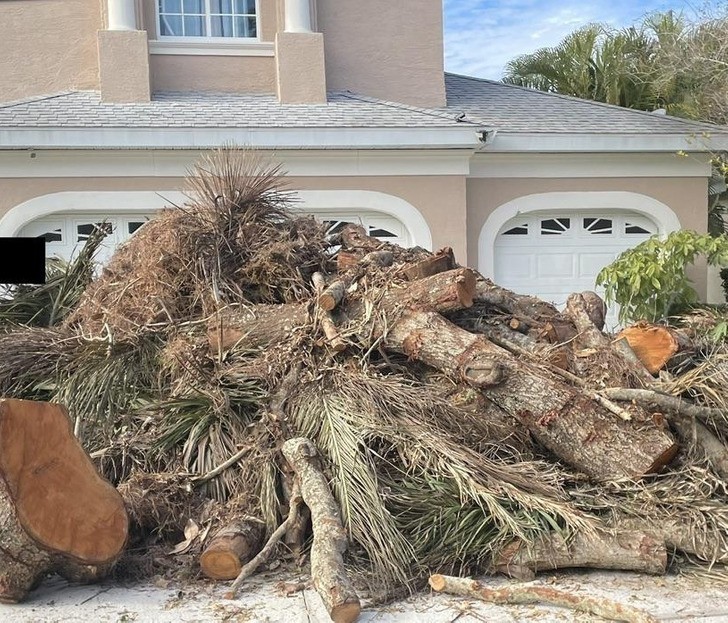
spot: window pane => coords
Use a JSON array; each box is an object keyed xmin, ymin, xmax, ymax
[
  {"xmin": 160, "ymin": 14, "xmax": 183, "ymax": 35},
  {"xmin": 235, "ymin": 15, "xmax": 256, "ymax": 37},
  {"xmin": 212, "ymin": 15, "xmax": 234, "ymax": 36},
  {"xmin": 160, "ymin": 0, "xmax": 182, "ymax": 13},
  {"xmin": 183, "ymin": 0, "xmax": 204, "ymax": 12},
  {"xmin": 127, "ymin": 222, "xmax": 146, "ymax": 235},
  {"xmin": 212, "ymin": 0, "xmax": 234, "ymax": 12},
  {"xmin": 183, "ymin": 15, "xmax": 206, "ymax": 35},
  {"xmin": 235, "ymin": 0, "xmax": 256, "ymax": 14}
]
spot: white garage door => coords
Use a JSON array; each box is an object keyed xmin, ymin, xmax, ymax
[
  {"xmin": 494, "ymin": 211, "xmax": 657, "ymax": 327},
  {"xmin": 19, "ymin": 213, "xmax": 154, "ymax": 265},
  {"xmin": 19, "ymin": 211, "xmax": 410, "ymax": 263}
]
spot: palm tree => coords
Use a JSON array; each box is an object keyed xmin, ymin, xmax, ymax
[{"xmin": 502, "ymin": 12, "xmax": 691, "ymax": 113}]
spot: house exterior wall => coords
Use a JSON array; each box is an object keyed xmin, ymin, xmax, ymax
[
  {"xmin": 0, "ymin": 0, "xmax": 101, "ymax": 102},
  {"xmin": 317, "ymin": 0, "xmax": 446, "ymax": 107},
  {"xmin": 466, "ymin": 176, "xmax": 709, "ymax": 297},
  {"xmin": 142, "ymin": 0, "xmax": 278, "ymax": 94},
  {"xmin": 0, "ymin": 173, "xmax": 468, "ymax": 260}
]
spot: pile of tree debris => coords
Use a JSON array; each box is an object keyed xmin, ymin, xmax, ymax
[{"xmin": 1, "ymin": 149, "xmax": 728, "ymax": 623}]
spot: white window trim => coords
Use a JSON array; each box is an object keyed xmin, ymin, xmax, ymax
[
  {"xmin": 156, "ymin": 0, "xmax": 261, "ymax": 43},
  {"xmin": 149, "ymin": 40, "xmax": 273, "ymax": 56}
]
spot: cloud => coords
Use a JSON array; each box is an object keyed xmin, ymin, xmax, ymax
[{"xmin": 444, "ymin": 0, "xmax": 692, "ymax": 80}]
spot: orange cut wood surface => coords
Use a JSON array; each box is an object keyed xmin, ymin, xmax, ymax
[
  {"xmin": 0, "ymin": 399, "xmax": 128, "ymax": 564},
  {"xmin": 615, "ymin": 325, "xmax": 679, "ymax": 374}
]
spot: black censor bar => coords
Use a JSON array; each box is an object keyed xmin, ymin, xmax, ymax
[{"xmin": 0, "ymin": 237, "xmax": 46, "ymax": 285}]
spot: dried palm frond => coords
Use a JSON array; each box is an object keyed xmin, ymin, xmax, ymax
[
  {"xmin": 285, "ymin": 367, "xmax": 591, "ymax": 591},
  {"xmin": 0, "ymin": 225, "xmax": 106, "ymax": 328}
]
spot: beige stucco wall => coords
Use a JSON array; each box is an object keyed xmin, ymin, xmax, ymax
[
  {"xmin": 150, "ymin": 55, "xmax": 276, "ymax": 93},
  {"xmin": 0, "ymin": 174, "xmax": 468, "ymax": 260},
  {"xmin": 0, "ymin": 0, "xmax": 101, "ymax": 102},
  {"xmin": 466, "ymin": 176, "xmax": 709, "ymax": 296},
  {"xmin": 317, "ymin": 0, "xmax": 446, "ymax": 107}
]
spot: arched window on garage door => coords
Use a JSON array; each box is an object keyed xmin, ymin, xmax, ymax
[{"xmin": 313, "ymin": 211, "xmax": 411, "ymax": 247}]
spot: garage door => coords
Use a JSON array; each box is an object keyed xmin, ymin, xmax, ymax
[
  {"xmin": 19, "ymin": 211, "xmax": 410, "ymax": 263},
  {"xmin": 19, "ymin": 214, "xmax": 154, "ymax": 265},
  {"xmin": 494, "ymin": 211, "xmax": 657, "ymax": 327}
]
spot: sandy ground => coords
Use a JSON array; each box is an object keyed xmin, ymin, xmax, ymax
[{"xmin": 2, "ymin": 570, "xmax": 728, "ymax": 623}]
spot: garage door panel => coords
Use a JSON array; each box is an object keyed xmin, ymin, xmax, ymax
[
  {"xmin": 537, "ymin": 254, "xmax": 574, "ymax": 278},
  {"xmin": 578, "ymin": 252, "xmax": 617, "ymax": 277}
]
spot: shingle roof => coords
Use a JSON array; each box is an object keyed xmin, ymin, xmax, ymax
[
  {"xmin": 443, "ymin": 73, "xmax": 728, "ymax": 135},
  {"xmin": 0, "ymin": 90, "xmax": 470, "ymax": 129},
  {"xmin": 0, "ymin": 73, "xmax": 725, "ymax": 142}
]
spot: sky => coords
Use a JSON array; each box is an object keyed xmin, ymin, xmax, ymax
[{"xmin": 444, "ymin": 0, "xmax": 701, "ymax": 80}]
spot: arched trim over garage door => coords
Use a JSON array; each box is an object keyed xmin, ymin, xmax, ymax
[
  {"xmin": 0, "ymin": 189, "xmax": 432, "ymax": 249},
  {"xmin": 478, "ymin": 191, "xmax": 682, "ymax": 278}
]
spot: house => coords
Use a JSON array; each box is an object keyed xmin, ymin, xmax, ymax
[{"xmin": 1, "ymin": 0, "xmax": 727, "ymax": 323}]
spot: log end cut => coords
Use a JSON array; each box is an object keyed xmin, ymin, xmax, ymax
[
  {"xmin": 199, "ymin": 519, "xmax": 264, "ymax": 580},
  {"xmin": 615, "ymin": 325, "xmax": 680, "ymax": 375},
  {"xmin": 330, "ymin": 600, "xmax": 363, "ymax": 623},
  {"xmin": 0, "ymin": 399, "xmax": 128, "ymax": 601}
]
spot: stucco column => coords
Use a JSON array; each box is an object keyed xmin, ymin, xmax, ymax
[
  {"xmin": 107, "ymin": 0, "xmax": 137, "ymax": 31},
  {"xmin": 98, "ymin": 0, "xmax": 150, "ymax": 102},
  {"xmin": 276, "ymin": 0, "xmax": 326, "ymax": 103},
  {"xmin": 284, "ymin": 0, "xmax": 313, "ymax": 33}
]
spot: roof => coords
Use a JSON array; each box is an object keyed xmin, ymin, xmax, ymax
[
  {"xmin": 444, "ymin": 73, "xmax": 728, "ymax": 136},
  {"xmin": 0, "ymin": 74, "xmax": 726, "ymax": 152},
  {"xmin": 0, "ymin": 90, "xmax": 470, "ymax": 129}
]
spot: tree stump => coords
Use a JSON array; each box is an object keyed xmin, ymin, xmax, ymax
[
  {"xmin": 0, "ymin": 399, "xmax": 128, "ymax": 602},
  {"xmin": 200, "ymin": 517, "xmax": 265, "ymax": 580}
]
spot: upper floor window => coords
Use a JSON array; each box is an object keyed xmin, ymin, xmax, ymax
[{"xmin": 158, "ymin": 0, "xmax": 257, "ymax": 39}]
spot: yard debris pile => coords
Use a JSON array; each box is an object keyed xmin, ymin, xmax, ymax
[{"xmin": 2, "ymin": 148, "xmax": 728, "ymax": 621}]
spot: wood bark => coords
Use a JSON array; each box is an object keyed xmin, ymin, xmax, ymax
[
  {"xmin": 381, "ymin": 309, "xmax": 678, "ymax": 481},
  {"xmin": 282, "ymin": 438, "xmax": 361, "ymax": 623},
  {"xmin": 616, "ymin": 323, "xmax": 694, "ymax": 374},
  {"xmin": 429, "ymin": 574, "xmax": 658, "ymax": 623},
  {"xmin": 208, "ymin": 303, "xmax": 309, "ymax": 354},
  {"xmin": 403, "ymin": 247, "xmax": 457, "ymax": 280},
  {"xmin": 225, "ymin": 488, "xmax": 303, "ymax": 599},
  {"xmin": 380, "ymin": 267, "xmax": 476, "ymax": 314},
  {"xmin": 0, "ymin": 399, "xmax": 128, "ymax": 602},
  {"xmin": 492, "ymin": 529, "xmax": 666, "ymax": 580},
  {"xmin": 319, "ymin": 280, "xmax": 346, "ymax": 312},
  {"xmin": 615, "ymin": 516, "xmax": 728, "ymax": 564},
  {"xmin": 473, "ymin": 277, "xmax": 561, "ymax": 321},
  {"xmin": 200, "ymin": 517, "xmax": 265, "ymax": 580},
  {"xmin": 600, "ymin": 388, "xmax": 728, "ymax": 479}
]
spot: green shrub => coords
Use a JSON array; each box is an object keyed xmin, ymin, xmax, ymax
[{"xmin": 596, "ymin": 230, "xmax": 728, "ymax": 324}]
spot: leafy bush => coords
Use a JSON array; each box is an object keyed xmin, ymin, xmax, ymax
[{"xmin": 596, "ymin": 230, "xmax": 728, "ymax": 324}]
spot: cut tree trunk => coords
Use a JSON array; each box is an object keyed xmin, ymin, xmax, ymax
[
  {"xmin": 473, "ymin": 277, "xmax": 561, "ymax": 321},
  {"xmin": 615, "ymin": 323, "xmax": 694, "ymax": 374},
  {"xmin": 282, "ymin": 438, "xmax": 361, "ymax": 623},
  {"xmin": 403, "ymin": 247, "xmax": 457, "ymax": 280},
  {"xmin": 208, "ymin": 303, "xmax": 309, "ymax": 354},
  {"xmin": 380, "ymin": 309, "xmax": 678, "ymax": 481},
  {"xmin": 200, "ymin": 517, "xmax": 265, "ymax": 580},
  {"xmin": 492, "ymin": 529, "xmax": 666, "ymax": 580},
  {"xmin": 0, "ymin": 399, "xmax": 128, "ymax": 602}
]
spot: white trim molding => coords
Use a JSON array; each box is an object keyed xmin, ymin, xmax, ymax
[
  {"xmin": 0, "ymin": 189, "xmax": 433, "ymax": 250},
  {"xmin": 0, "ymin": 191, "xmax": 187, "ymax": 237},
  {"xmin": 0, "ymin": 149, "xmax": 472, "ymax": 178},
  {"xmin": 470, "ymin": 152, "xmax": 713, "ymax": 179},
  {"xmin": 478, "ymin": 191, "xmax": 682, "ymax": 278},
  {"xmin": 292, "ymin": 190, "xmax": 432, "ymax": 249},
  {"xmin": 149, "ymin": 40, "xmax": 274, "ymax": 56},
  {"xmin": 0, "ymin": 127, "xmax": 483, "ymax": 151}
]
